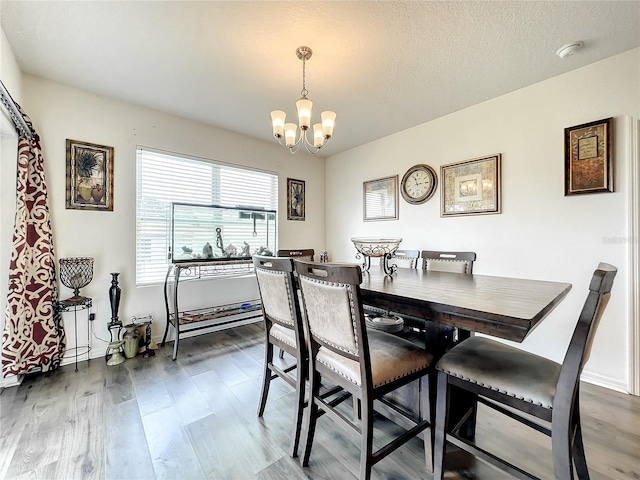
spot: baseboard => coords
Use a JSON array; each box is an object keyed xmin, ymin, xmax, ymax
[
  {"xmin": 581, "ymin": 370, "xmax": 630, "ymax": 394},
  {"xmin": 0, "ymin": 373, "xmax": 23, "ymax": 388}
]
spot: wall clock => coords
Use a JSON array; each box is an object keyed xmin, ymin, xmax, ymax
[{"xmin": 400, "ymin": 164, "xmax": 438, "ymax": 204}]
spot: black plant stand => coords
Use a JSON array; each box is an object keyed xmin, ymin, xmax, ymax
[{"xmin": 57, "ymin": 296, "xmax": 92, "ymax": 371}]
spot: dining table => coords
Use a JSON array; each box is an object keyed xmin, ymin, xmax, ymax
[
  {"xmin": 359, "ymin": 267, "xmax": 573, "ymax": 437},
  {"xmin": 359, "ymin": 267, "xmax": 572, "ymax": 343}
]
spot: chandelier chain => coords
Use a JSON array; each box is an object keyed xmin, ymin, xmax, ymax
[{"xmin": 300, "ymin": 56, "xmax": 308, "ymax": 99}]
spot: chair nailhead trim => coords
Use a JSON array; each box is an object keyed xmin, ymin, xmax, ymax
[{"xmin": 437, "ymin": 367, "xmax": 551, "ymax": 409}]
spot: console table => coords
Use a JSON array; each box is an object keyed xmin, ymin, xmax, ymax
[{"xmin": 161, "ymin": 260, "xmax": 262, "ymax": 360}]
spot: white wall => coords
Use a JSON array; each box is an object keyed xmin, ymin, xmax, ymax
[
  {"xmin": 1, "ymin": 74, "xmax": 326, "ymax": 361},
  {"xmin": 326, "ymin": 49, "xmax": 640, "ymax": 392}
]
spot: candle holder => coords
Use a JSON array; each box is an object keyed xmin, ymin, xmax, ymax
[{"xmin": 59, "ymin": 257, "xmax": 94, "ymax": 304}]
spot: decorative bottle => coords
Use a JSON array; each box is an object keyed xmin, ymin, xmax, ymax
[{"xmin": 109, "ymin": 272, "xmax": 121, "ymax": 325}]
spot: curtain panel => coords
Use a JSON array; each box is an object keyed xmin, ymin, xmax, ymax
[{"xmin": 1, "ymin": 104, "xmax": 64, "ymax": 377}]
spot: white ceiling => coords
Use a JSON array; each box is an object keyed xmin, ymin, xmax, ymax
[{"xmin": 1, "ymin": 1, "xmax": 638, "ymax": 157}]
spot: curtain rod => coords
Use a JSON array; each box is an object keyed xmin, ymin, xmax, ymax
[{"xmin": 0, "ymin": 80, "xmax": 32, "ymax": 139}]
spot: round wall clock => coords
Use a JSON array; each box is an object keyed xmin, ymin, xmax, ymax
[{"xmin": 400, "ymin": 164, "xmax": 438, "ymax": 204}]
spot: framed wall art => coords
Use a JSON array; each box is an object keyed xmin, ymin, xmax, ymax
[
  {"xmin": 287, "ymin": 178, "xmax": 305, "ymax": 220},
  {"xmin": 66, "ymin": 139, "xmax": 114, "ymax": 211},
  {"xmin": 564, "ymin": 117, "xmax": 613, "ymax": 195},
  {"xmin": 441, "ymin": 154, "xmax": 501, "ymax": 217},
  {"xmin": 363, "ymin": 175, "xmax": 398, "ymax": 221}
]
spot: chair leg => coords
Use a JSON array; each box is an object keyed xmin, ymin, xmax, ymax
[
  {"xmin": 289, "ymin": 355, "xmax": 306, "ymax": 458},
  {"xmin": 552, "ymin": 401, "xmax": 575, "ymax": 480},
  {"xmin": 302, "ymin": 370, "xmax": 320, "ymax": 467},
  {"xmin": 421, "ymin": 374, "xmax": 434, "ymax": 473},
  {"xmin": 572, "ymin": 398, "xmax": 590, "ymax": 480},
  {"xmin": 433, "ymin": 371, "xmax": 450, "ymax": 480},
  {"xmin": 360, "ymin": 396, "xmax": 374, "ymax": 480},
  {"xmin": 257, "ymin": 341, "xmax": 274, "ymax": 417},
  {"xmin": 353, "ymin": 397, "xmax": 361, "ymax": 420}
]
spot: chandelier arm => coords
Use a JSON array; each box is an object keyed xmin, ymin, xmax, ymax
[{"xmin": 301, "ymin": 129, "xmax": 326, "ymax": 154}]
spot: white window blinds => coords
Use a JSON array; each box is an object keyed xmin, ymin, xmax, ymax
[{"xmin": 135, "ymin": 147, "xmax": 278, "ymax": 285}]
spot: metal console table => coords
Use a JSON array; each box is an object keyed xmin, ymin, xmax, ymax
[{"xmin": 161, "ymin": 260, "xmax": 263, "ymax": 361}]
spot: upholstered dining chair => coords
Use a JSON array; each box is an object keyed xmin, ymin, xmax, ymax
[
  {"xmin": 421, "ymin": 250, "xmax": 476, "ymax": 274},
  {"xmin": 294, "ymin": 259, "xmax": 436, "ymax": 480},
  {"xmin": 388, "ymin": 249, "xmax": 421, "ymax": 269},
  {"xmin": 277, "ymin": 248, "xmax": 315, "ymax": 261},
  {"xmin": 419, "ymin": 250, "xmax": 477, "ymax": 346},
  {"xmin": 253, "ymin": 255, "xmax": 307, "ymax": 458},
  {"xmin": 274, "ymin": 249, "xmax": 314, "ymax": 360},
  {"xmin": 432, "ymin": 262, "xmax": 617, "ymax": 480},
  {"xmin": 364, "ymin": 249, "xmax": 421, "ymax": 320}
]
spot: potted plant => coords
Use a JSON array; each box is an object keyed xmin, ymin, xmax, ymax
[{"xmin": 76, "ymin": 150, "xmax": 99, "ymax": 202}]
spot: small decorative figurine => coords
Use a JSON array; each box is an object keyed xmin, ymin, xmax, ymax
[
  {"xmin": 224, "ymin": 243, "xmax": 237, "ymax": 257},
  {"xmin": 182, "ymin": 246, "xmax": 193, "ymax": 254},
  {"xmin": 203, "ymin": 242, "xmax": 214, "ymax": 259},
  {"xmin": 241, "ymin": 242, "xmax": 251, "ymax": 257},
  {"xmin": 256, "ymin": 246, "xmax": 273, "ymax": 256}
]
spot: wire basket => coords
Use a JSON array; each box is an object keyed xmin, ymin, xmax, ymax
[{"xmin": 59, "ymin": 257, "xmax": 94, "ymax": 302}]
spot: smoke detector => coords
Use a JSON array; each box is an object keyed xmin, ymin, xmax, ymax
[{"xmin": 556, "ymin": 41, "xmax": 584, "ymax": 59}]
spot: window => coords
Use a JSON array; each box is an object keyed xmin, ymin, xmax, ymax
[{"xmin": 136, "ymin": 147, "xmax": 278, "ymax": 285}]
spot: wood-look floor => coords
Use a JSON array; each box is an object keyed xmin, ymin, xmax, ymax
[{"xmin": 1, "ymin": 323, "xmax": 639, "ymax": 480}]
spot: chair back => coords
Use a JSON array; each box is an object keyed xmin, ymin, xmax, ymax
[
  {"xmin": 277, "ymin": 249, "xmax": 315, "ymax": 261},
  {"xmin": 555, "ymin": 263, "xmax": 617, "ymax": 410},
  {"xmin": 421, "ymin": 250, "xmax": 476, "ymax": 274},
  {"xmin": 253, "ymin": 255, "xmax": 304, "ymax": 338},
  {"xmin": 294, "ymin": 260, "xmax": 367, "ymax": 364},
  {"xmin": 388, "ymin": 249, "xmax": 420, "ymax": 270}
]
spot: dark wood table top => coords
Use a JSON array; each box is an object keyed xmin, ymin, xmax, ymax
[{"xmin": 359, "ymin": 269, "xmax": 572, "ymax": 342}]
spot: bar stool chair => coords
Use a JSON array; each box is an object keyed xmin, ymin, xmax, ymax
[
  {"xmin": 388, "ymin": 249, "xmax": 421, "ymax": 269},
  {"xmin": 277, "ymin": 248, "xmax": 315, "ymax": 261},
  {"xmin": 275, "ymin": 250, "xmax": 315, "ymax": 358},
  {"xmin": 420, "ymin": 250, "xmax": 477, "ymax": 345},
  {"xmin": 421, "ymin": 250, "xmax": 476, "ymax": 274},
  {"xmin": 253, "ymin": 255, "xmax": 307, "ymax": 457},
  {"xmin": 433, "ymin": 262, "xmax": 617, "ymax": 479},
  {"xmin": 294, "ymin": 259, "xmax": 436, "ymax": 480},
  {"xmin": 364, "ymin": 248, "xmax": 421, "ymax": 323}
]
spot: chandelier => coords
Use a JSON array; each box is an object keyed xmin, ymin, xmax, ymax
[{"xmin": 270, "ymin": 46, "xmax": 336, "ymax": 155}]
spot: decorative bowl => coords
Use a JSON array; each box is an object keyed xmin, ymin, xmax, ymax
[{"xmin": 351, "ymin": 238, "xmax": 402, "ymax": 257}]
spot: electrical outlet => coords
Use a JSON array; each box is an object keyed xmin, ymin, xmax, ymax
[{"xmin": 89, "ymin": 313, "xmax": 96, "ymax": 321}]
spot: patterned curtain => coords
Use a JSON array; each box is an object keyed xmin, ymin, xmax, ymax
[{"xmin": 1, "ymin": 102, "xmax": 65, "ymax": 377}]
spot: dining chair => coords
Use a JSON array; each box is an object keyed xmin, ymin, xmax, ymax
[
  {"xmin": 253, "ymin": 255, "xmax": 307, "ymax": 458},
  {"xmin": 274, "ymin": 249, "xmax": 315, "ymax": 359},
  {"xmin": 387, "ymin": 249, "xmax": 421, "ymax": 269},
  {"xmin": 364, "ymin": 249, "xmax": 421, "ymax": 320},
  {"xmin": 277, "ymin": 248, "xmax": 315, "ymax": 261},
  {"xmin": 421, "ymin": 250, "xmax": 476, "ymax": 274},
  {"xmin": 432, "ymin": 262, "xmax": 617, "ymax": 480},
  {"xmin": 419, "ymin": 250, "xmax": 477, "ymax": 346},
  {"xmin": 294, "ymin": 259, "xmax": 436, "ymax": 480}
]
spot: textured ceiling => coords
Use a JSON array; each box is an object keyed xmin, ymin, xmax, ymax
[{"xmin": 1, "ymin": 1, "xmax": 639, "ymax": 156}]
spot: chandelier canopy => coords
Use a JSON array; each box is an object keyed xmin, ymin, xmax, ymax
[{"xmin": 271, "ymin": 46, "xmax": 336, "ymax": 155}]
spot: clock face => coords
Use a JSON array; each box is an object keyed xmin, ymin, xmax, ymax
[{"xmin": 400, "ymin": 164, "xmax": 437, "ymax": 204}]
